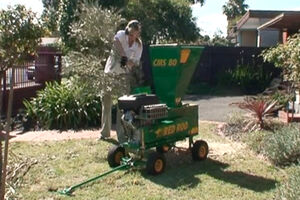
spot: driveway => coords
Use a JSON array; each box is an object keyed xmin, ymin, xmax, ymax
[{"xmin": 183, "ymin": 95, "xmax": 245, "ymax": 122}]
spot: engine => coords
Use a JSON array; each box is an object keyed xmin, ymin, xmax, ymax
[{"xmin": 118, "ymin": 94, "xmax": 168, "ymax": 144}]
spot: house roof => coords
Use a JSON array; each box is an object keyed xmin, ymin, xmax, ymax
[
  {"xmin": 257, "ymin": 12, "xmax": 300, "ymax": 30},
  {"xmin": 236, "ymin": 10, "xmax": 300, "ymax": 30}
]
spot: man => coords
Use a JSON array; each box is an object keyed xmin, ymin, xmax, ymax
[{"xmin": 100, "ymin": 20, "xmax": 143, "ymax": 142}]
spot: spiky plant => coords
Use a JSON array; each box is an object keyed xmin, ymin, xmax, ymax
[{"xmin": 232, "ymin": 96, "xmax": 279, "ymax": 131}]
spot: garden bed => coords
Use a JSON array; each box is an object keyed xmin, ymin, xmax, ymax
[{"xmin": 278, "ymin": 110, "xmax": 300, "ymax": 123}]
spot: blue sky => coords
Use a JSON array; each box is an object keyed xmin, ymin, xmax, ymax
[{"xmin": 1, "ymin": 0, "xmax": 300, "ymax": 37}]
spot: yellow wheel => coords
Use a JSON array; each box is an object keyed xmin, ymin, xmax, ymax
[
  {"xmin": 107, "ymin": 145, "xmax": 125, "ymax": 167},
  {"xmin": 192, "ymin": 140, "xmax": 208, "ymax": 161},
  {"xmin": 198, "ymin": 146, "xmax": 207, "ymax": 158},
  {"xmin": 146, "ymin": 152, "xmax": 166, "ymax": 175},
  {"xmin": 114, "ymin": 151, "xmax": 123, "ymax": 164},
  {"xmin": 156, "ymin": 145, "xmax": 170, "ymax": 153},
  {"xmin": 154, "ymin": 159, "xmax": 164, "ymax": 172}
]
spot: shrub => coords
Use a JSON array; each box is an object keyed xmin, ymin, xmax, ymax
[
  {"xmin": 262, "ymin": 124, "xmax": 300, "ymax": 166},
  {"xmin": 63, "ymin": 3, "xmax": 126, "ymax": 98},
  {"xmin": 216, "ymin": 69, "xmax": 235, "ymax": 87},
  {"xmin": 262, "ymin": 33, "xmax": 300, "ymax": 88},
  {"xmin": 216, "ymin": 64, "xmax": 274, "ymax": 94},
  {"xmin": 270, "ymin": 90, "xmax": 293, "ymax": 110},
  {"xmin": 232, "ymin": 64, "xmax": 273, "ymax": 94},
  {"xmin": 243, "ymin": 130, "xmax": 271, "ymax": 154},
  {"xmin": 222, "ymin": 111, "xmax": 281, "ymax": 142},
  {"xmin": 23, "ymin": 79, "xmax": 101, "ymax": 130},
  {"xmin": 231, "ymin": 96, "xmax": 279, "ymax": 131},
  {"xmin": 274, "ymin": 166, "xmax": 300, "ymax": 200},
  {"xmin": 243, "ymin": 119, "xmax": 283, "ymax": 153}
]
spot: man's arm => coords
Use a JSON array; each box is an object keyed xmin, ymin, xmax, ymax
[
  {"xmin": 114, "ymin": 38, "xmax": 126, "ymax": 57},
  {"xmin": 127, "ymin": 45, "xmax": 143, "ymax": 68}
]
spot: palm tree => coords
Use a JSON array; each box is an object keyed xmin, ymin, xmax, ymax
[
  {"xmin": 189, "ymin": 0, "xmax": 205, "ymax": 5},
  {"xmin": 222, "ymin": 0, "xmax": 248, "ymax": 36},
  {"xmin": 222, "ymin": 0, "xmax": 248, "ymax": 20}
]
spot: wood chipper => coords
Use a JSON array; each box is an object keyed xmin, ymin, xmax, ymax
[
  {"xmin": 56, "ymin": 45, "xmax": 208, "ymax": 196},
  {"xmin": 108, "ymin": 44, "xmax": 209, "ymax": 175}
]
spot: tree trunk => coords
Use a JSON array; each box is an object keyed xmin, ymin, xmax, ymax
[
  {"xmin": 0, "ymin": 72, "xmax": 3, "ymax": 192},
  {"xmin": 0, "ymin": 72, "xmax": 3, "ymax": 117},
  {"xmin": 0, "ymin": 140, "xmax": 2, "ymax": 198},
  {"xmin": 0, "ymin": 67, "xmax": 15, "ymax": 200}
]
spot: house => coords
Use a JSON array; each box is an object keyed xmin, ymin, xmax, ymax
[
  {"xmin": 230, "ymin": 10, "xmax": 300, "ymax": 47},
  {"xmin": 1, "ymin": 38, "xmax": 62, "ymax": 115}
]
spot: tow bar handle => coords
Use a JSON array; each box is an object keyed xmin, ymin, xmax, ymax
[{"xmin": 57, "ymin": 158, "xmax": 133, "ymax": 196}]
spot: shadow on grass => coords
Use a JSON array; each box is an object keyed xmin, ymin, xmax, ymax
[
  {"xmin": 142, "ymin": 150, "xmax": 278, "ymax": 192},
  {"xmin": 204, "ymin": 159, "xmax": 278, "ymax": 192}
]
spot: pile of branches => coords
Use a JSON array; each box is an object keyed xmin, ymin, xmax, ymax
[{"xmin": 4, "ymin": 152, "xmax": 37, "ymax": 199}]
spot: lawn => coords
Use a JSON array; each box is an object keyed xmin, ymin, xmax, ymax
[{"xmin": 9, "ymin": 122, "xmax": 286, "ymax": 200}]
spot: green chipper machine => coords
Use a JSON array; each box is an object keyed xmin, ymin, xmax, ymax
[{"xmin": 57, "ymin": 44, "xmax": 208, "ymax": 195}]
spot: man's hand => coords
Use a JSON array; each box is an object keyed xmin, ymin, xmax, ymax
[{"xmin": 120, "ymin": 56, "xmax": 128, "ymax": 67}]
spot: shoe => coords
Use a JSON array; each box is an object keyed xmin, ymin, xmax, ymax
[{"xmin": 98, "ymin": 135, "xmax": 109, "ymax": 141}]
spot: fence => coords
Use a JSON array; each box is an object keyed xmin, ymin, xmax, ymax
[
  {"xmin": 191, "ymin": 46, "xmax": 279, "ymax": 84},
  {"xmin": 141, "ymin": 45, "xmax": 279, "ymax": 85},
  {"xmin": 1, "ymin": 45, "xmax": 278, "ymax": 115},
  {"xmin": 1, "ymin": 46, "xmax": 62, "ymax": 115}
]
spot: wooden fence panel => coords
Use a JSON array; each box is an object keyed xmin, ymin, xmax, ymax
[{"xmin": 141, "ymin": 45, "xmax": 279, "ymax": 85}]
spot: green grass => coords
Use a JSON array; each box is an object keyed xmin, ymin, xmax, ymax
[{"xmin": 9, "ymin": 122, "xmax": 286, "ymax": 200}]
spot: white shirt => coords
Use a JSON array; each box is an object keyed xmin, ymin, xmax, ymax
[{"xmin": 104, "ymin": 30, "xmax": 143, "ymax": 74}]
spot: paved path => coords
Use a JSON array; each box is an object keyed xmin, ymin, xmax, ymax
[
  {"xmin": 10, "ymin": 129, "xmax": 103, "ymax": 142},
  {"xmin": 184, "ymin": 95, "xmax": 245, "ymax": 122}
]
